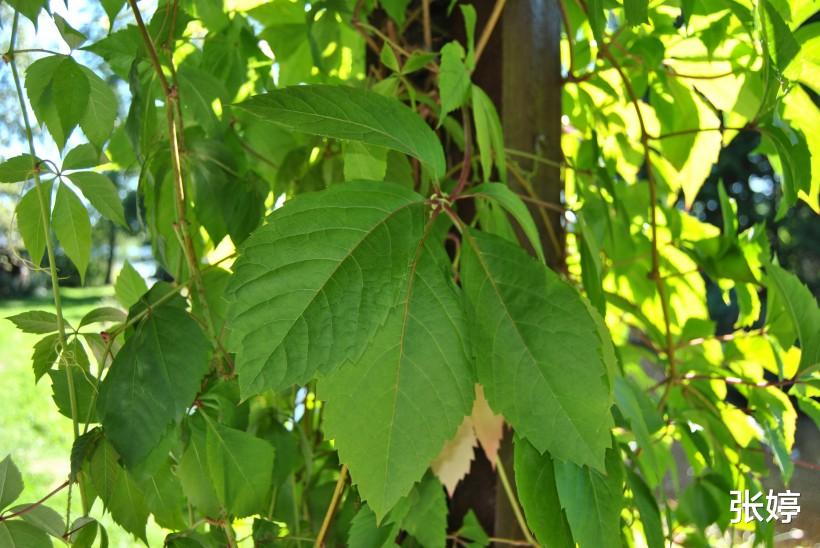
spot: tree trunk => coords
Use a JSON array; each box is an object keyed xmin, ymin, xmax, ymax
[{"xmin": 450, "ymin": 0, "xmax": 564, "ymax": 543}]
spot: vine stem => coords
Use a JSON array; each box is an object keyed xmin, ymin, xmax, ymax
[
  {"xmin": 0, "ymin": 481, "xmax": 69, "ymax": 522},
  {"xmin": 313, "ymin": 465, "xmax": 348, "ymax": 547},
  {"xmin": 6, "ymin": 10, "xmax": 85, "ymax": 521},
  {"xmin": 598, "ymin": 45, "xmax": 677, "ymax": 396},
  {"xmin": 126, "ymin": 0, "xmax": 218, "ymax": 348},
  {"xmin": 474, "ymin": 0, "xmax": 507, "ymax": 66},
  {"xmin": 496, "ymin": 459, "xmax": 539, "ymax": 547}
]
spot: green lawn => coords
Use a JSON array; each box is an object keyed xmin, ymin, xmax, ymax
[{"xmin": 1, "ymin": 287, "xmax": 162, "ymax": 546}]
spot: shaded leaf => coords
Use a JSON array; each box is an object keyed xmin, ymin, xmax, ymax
[
  {"xmin": 52, "ymin": 184, "xmax": 91, "ymax": 282},
  {"xmin": 6, "ymin": 310, "xmax": 59, "ymax": 334},
  {"xmin": 15, "ymin": 181, "xmax": 52, "ymax": 266},
  {"xmin": 68, "ymin": 171, "xmax": 126, "ymax": 227},
  {"xmin": 0, "ymin": 455, "xmax": 24, "ymax": 511},
  {"xmin": 236, "ymin": 86, "xmax": 445, "ymax": 178}
]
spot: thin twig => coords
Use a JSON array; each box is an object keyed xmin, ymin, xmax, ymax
[
  {"xmin": 475, "ymin": 0, "xmax": 507, "ymax": 66},
  {"xmin": 496, "ymin": 459, "xmax": 539, "ymax": 547},
  {"xmin": 0, "ymin": 481, "xmax": 70, "ymax": 522},
  {"xmin": 421, "ymin": 0, "xmax": 432, "ymax": 50},
  {"xmin": 314, "ymin": 465, "xmax": 348, "ymax": 547}
]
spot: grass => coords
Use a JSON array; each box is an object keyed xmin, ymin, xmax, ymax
[{"xmin": 0, "ymin": 286, "xmax": 162, "ymax": 546}]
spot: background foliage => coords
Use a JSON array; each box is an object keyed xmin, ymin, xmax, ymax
[{"xmin": 0, "ymin": 0, "xmax": 818, "ymax": 546}]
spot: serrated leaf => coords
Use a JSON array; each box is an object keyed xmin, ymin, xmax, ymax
[
  {"xmin": 79, "ymin": 66, "xmax": 118, "ymax": 149},
  {"xmin": 68, "ymin": 171, "xmax": 126, "ymax": 227},
  {"xmin": 348, "ymin": 503, "xmax": 401, "ymax": 547},
  {"xmin": 470, "ymin": 385, "xmax": 504, "ymax": 468},
  {"xmin": 380, "ymin": 44, "xmax": 400, "ymax": 72},
  {"xmin": 202, "ymin": 416, "xmax": 276, "ymax": 517},
  {"xmin": 320, "ymin": 239, "xmax": 474, "ymax": 518},
  {"xmin": 439, "ymin": 42, "xmax": 471, "ymax": 119},
  {"xmin": 431, "ymin": 417, "xmax": 477, "ymax": 496},
  {"xmin": 9, "ymin": 504, "xmax": 65, "ymax": 539},
  {"xmin": 763, "ymin": 124, "xmax": 811, "ymax": 206},
  {"xmin": 31, "ymin": 333, "xmax": 59, "ymax": 382},
  {"xmin": 471, "ymin": 85, "xmax": 506, "ymax": 183},
  {"xmin": 766, "ymin": 263, "xmax": 820, "ymax": 374},
  {"xmin": 79, "ymin": 307, "xmax": 126, "ymax": 328},
  {"xmin": 52, "ymin": 184, "xmax": 91, "ymax": 282},
  {"xmin": 88, "ymin": 440, "xmax": 149, "ymax": 542},
  {"xmin": 139, "ymin": 461, "xmax": 187, "ymax": 530},
  {"xmin": 0, "ymin": 455, "xmax": 24, "ymax": 511},
  {"xmin": 6, "ymin": 310, "xmax": 60, "ymax": 334},
  {"xmin": 236, "ymin": 85, "xmax": 445, "ymax": 178},
  {"xmin": 16, "ymin": 181, "xmax": 52, "ymax": 266},
  {"xmin": 514, "ymin": 437, "xmax": 574, "ymax": 548},
  {"xmin": 624, "ymin": 0, "xmax": 648, "ymax": 26},
  {"xmin": 614, "ymin": 377, "xmax": 663, "ymax": 486},
  {"xmin": 114, "ymin": 261, "xmax": 147, "ymax": 309},
  {"xmin": 461, "ymin": 228, "xmax": 613, "ymax": 470},
  {"xmin": 402, "ymin": 51, "xmax": 437, "ymax": 75},
  {"xmin": 227, "ymin": 182, "xmax": 428, "ymax": 397},
  {"xmin": 401, "ymin": 474, "xmax": 448, "ymax": 548},
  {"xmin": 49, "ymin": 366, "xmax": 98, "ymax": 423},
  {"xmin": 62, "ymin": 143, "xmax": 103, "ymax": 171},
  {"xmin": 455, "ymin": 510, "xmax": 488, "ymax": 547},
  {"xmin": 6, "ymin": 0, "xmax": 45, "ymax": 25},
  {"xmin": 26, "ymin": 55, "xmax": 89, "ymax": 149},
  {"xmin": 97, "ymin": 291, "xmax": 211, "ymax": 467},
  {"xmin": 625, "ymin": 468, "xmax": 664, "ymax": 548},
  {"xmin": 554, "ymin": 446, "xmax": 624, "ymax": 548},
  {"xmin": 0, "ymin": 154, "xmax": 48, "ymax": 183},
  {"xmin": 343, "ymin": 142, "xmax": 388, "ymax": 181},
  {"xmin": 467, "ymin": 182, "xmax": 545, "ymax": 263},
  {"xmin": 0, "ymin": 520, "xmax": 53, "ymax": 547},
  {"xmin": 71, "ymin": 428, "xmax": 102, "ymax": 480},
  {"xmin": 53, "ymin": 14, "xmax": 87, "ymax": 49}
]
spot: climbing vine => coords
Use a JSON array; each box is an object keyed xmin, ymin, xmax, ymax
[{"xmin": 0, "ymin": 0, "xmax": 818, "ymax": 546}]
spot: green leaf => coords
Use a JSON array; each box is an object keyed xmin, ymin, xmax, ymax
[
  {"xmin": 202, "ymin": 416, "xmax": 276, "ymax": 517},
  {"xmin": 6, "ymin": 310, "xmax": 59, "ymax": 334},
  {"xmin": 53, "ymin": 14, "xmax": 87, "ymax": 49},
  {"xmin": 6, "ymin": 0, "xmax": 45, "ymax": 25},
  {"xmin": 31, "ymin": 333, "xmax": 59, "ymax": 382},
  {"xmin": 114, "ymin": 261, "xmax": 147, "ymax": 309},
  {"xmin": 101, "ymin": 0, "xmax": 125, "ymax": 27},
  {"xmin": 467, "ymin": 183, "xmax": 545, "ymax": 263},
  {"xmin": 380, "ymin": 44, "xmax": 400, "ymax": 72},
  {"xmin": 402, "ymin": 51, "xmax": 437, "ymax": 75},
  {"xmin": 0, "ymin": 154, "xmax": 48, "ymax": 183},
  {"xmin": 320, "ymin": 238, "xmax": 473, "ymax": 518},
  {"xmin": 461, "ymin": 228, "xmax": 613, "ymax": 470},
  {"xmin": 762, "ymin": 124, "xmax": 811, "ymax": 206},
  {"xmin": 381, "ymin": 0, "xmax": 411, "ymax": 25},
  {"xmin": 15, "ymin": 181, "xmax": 52, "ymax": 266},
  {"xmin": 79, "ymin": 67, "xmax": 118, "ymax": 149},
  {"xmin": 764, "ymin": 0, "xmax": 800, "ymax": 72},
  {"xmin": 8, "ymin": 504, "xmax": 65, "ymax": 539},
  {"xmin": 514, "ymin": 438, "xmax": 574, "ymax": 548},
  {"xmin": 0, "ymin": 520, "xmax": 53, "ymax": 548},
  {"xmin": 455, "ymin": 510, "xmax": 488, "ymax": 547},
  {"xmin": 624, "ymin": 0, "xmax": 648, "ymax": 26},
  {"xmin": 236, "ymin": 85, "xmax": 445, "ymax": 178},
  {"xmin": 97, "ymin": 290, "xmax": 211, "ymax": 466},
  {"xmin": 52, "ymin": 184, "xmax": 91, "ymax": 283},
  {"xmin": 614, "ymin": 377, "xmax": 663, "ymax": 486},
  {"xmin": 26, "ymin": 55, "xmax": 90, "ymax": 149},
  {"xmin": 139, "ymin": 460, "xmax": 187, "ymax": 530},
  {"xmin": 460, "ymin": 4, "xmax": 477, "ymax": 68},
  {"xmin": 227, "ymin": 182, "xmax": 428, "ymax": 397},
  {"xmin": 79, "ymin": 307, "xmax": 126, "ymax": 328},
  {"xmin": 554, "ymin": 446, "xmax": 624, "ymax": 547},
  {"xmin": 401, "ymin": 474, "xmax": 448, "ymax": 548},
  {"xmin": 625, "ymin": 468, "xmax": 664, "ymax": 548},
  {"xmin": 0, "ymin": 455, "xmax": 24, "ymax": 511},
  {"xmin": 439, "ymin": 42, "xmax": 471, "ymax": 119},
  {"xmin": 766, "ymin": 263, "xmax": 820, "ymax": 374},
  {"xmin": 68, "ymin": 171, "xmax": 126, "ymax": 227},
  {"xmin": 62, "ymin": 143, "xmax": 103, "ymax": 171},
  {"xmin": 49, "ymin": 366, "xmax": 98, "ymax": 423},
  {"xmin": 471, "ymin": 85, "xmax": 506, "ymax": 183},
  {"xmin": 348, "ymin": 503, "xmax": 401, "ymax": 547},
  {"xmin": 88, "ymin": 440, "xmax": 149, "ymax": 542},
  {"xmin": 343, "ymin": 142, "xmax": 388, "ymax": 181}
]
